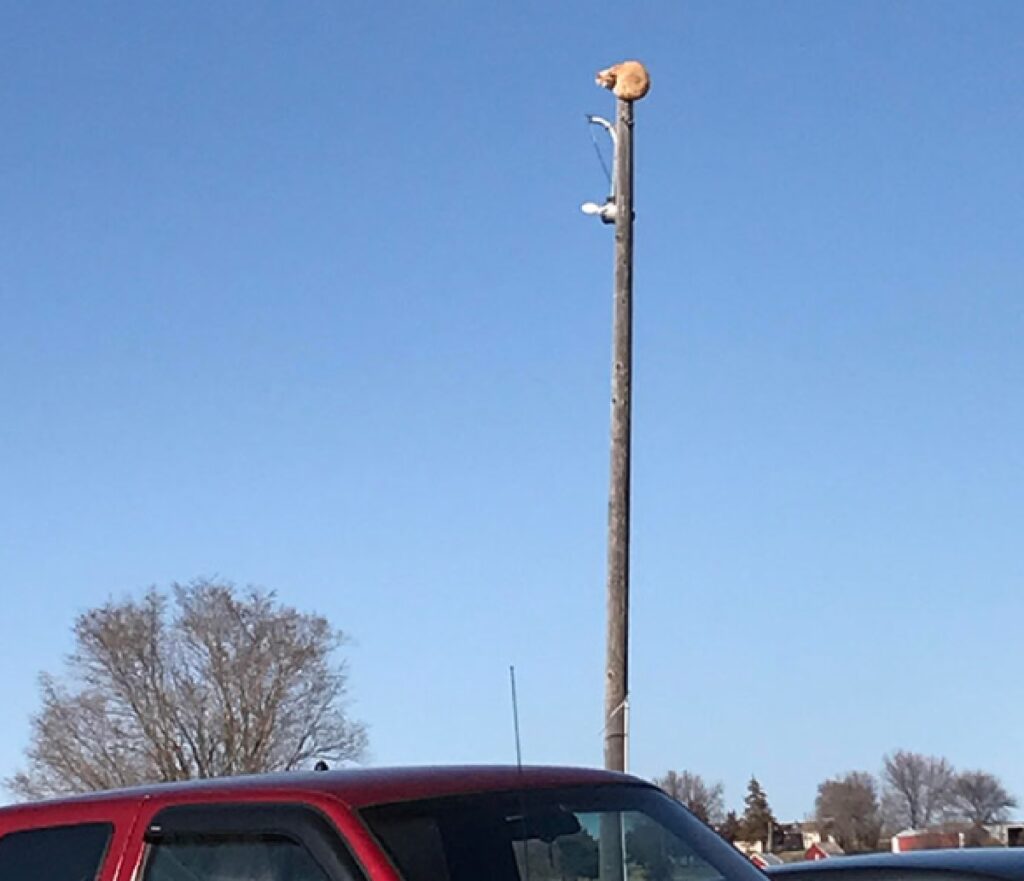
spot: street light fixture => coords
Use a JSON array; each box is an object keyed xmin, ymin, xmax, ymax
[{"xmin": 581, "ymin": 199, "xmax": 617, "ymax": 223}]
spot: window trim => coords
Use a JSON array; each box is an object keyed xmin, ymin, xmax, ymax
[{"xmin": 141, "ymin": 803, "xmax": 365, "ymax": 881}]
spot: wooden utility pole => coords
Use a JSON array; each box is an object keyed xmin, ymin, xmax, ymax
[
  {"xmin": 591, "ymin": 60, "xmax": 649, "ymax": 775},
  {"xmin": 604, "ymin": 93, "xmax": 634, "ymax": 775}
]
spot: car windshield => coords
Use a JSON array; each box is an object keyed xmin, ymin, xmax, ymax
[{"xmin": 361, "ymin": 784, "xmax": 763, "ymax": 881}]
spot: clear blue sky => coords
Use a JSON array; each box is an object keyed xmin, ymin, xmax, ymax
[{"xmin": 2, "ymin": 1, "xmax": 1022, "ymax": 821}]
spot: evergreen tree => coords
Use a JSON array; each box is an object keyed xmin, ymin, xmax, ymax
[
  {"xmin": 741, "ymin": 777, "xmax": 777, "ymax": 847},
  {"xmin": 717, "ymin": 811, "xmax": 742, "ymax": 843}
]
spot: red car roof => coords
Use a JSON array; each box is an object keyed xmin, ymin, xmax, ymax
[{"xmin": 3, "ymin": 765, "xmax": 642, "ymax": 815}]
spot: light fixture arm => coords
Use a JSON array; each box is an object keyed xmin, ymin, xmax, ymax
[
  {"xmin": 582, "ymin": 114, "xmax": 619, "ymax": 223},
  {"xmin": 586, "ymin": 114, "xmax": 618, "ymax": 203}
]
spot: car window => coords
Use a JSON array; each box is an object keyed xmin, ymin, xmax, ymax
[
  {"xmin": 144, "ymin": 831, "xmax": 331, "ymax": 881},
  {"xmin": 0, "ymin": 822, "xmax": 112, "ymax": 881},
  {"xmin": 363, "ymin": 785, "xmax": 762, "ymax": 881},
  {"xmin": 145, "ymin": 835, "xmax": 332, "ymax": 881}
]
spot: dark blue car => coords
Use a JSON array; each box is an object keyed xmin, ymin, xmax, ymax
[{"xmin": 767, "ymin": 849, "xmax": 1024, "ymax": 881}]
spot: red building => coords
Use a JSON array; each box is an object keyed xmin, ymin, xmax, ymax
[
  {"xmin": 891, "ymin": 830, "xmax": 963, "ymax": 852},
  {"xmin": 806, "ymin": 842, "xmax": 846, "ymax": 861}
]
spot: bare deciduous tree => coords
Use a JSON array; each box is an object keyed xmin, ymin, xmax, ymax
[
  {"xmin": 955, "ymin": 770, "xmax": 1017, "ymax": 825},
  {"xmin": 815, "ymin": 771, "xmax": 882, "ymax": 852},
  {"xmin": 881, "ymin": 750, "xmax": 956, "ymax": 831},
  {"xmin": 8, "ymin": 580, "xmax": 368, "ymax": 800},
  {"xmin": 653, "ymin": 770, "xmax": 726, "ymax": 826}
]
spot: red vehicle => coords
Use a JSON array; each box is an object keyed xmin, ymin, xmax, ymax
[{"xmin": 0, "ymin": 765, "xmax": 764, "ymax": 881}]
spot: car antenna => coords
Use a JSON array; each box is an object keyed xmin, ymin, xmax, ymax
[
  {"xmin": 510, "ymin": 664, "xmax": 531, "ymax": 881},
  {"xmin": 510, "ymin": 664, "xmax": 524, "ymax": 770}
]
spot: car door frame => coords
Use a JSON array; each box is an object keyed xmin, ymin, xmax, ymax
[
  {"xmin": 115, "ymin": 792, "xmax": 401, "ymax": 881},
  {"xmin": 0, "ymin": 797, "xmax": 145, "ymax": 881}
]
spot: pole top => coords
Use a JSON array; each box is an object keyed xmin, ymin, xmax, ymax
[{"xmin": 595, "ymin": 60, "xmax": 651, "ymax": 102}]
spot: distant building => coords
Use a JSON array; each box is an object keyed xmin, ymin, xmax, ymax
[
  {"xmin": 733, "ymin": 839, "xmax": 765, "ymax": 856},
  {"xmin": 891, "ymin": 829, "xmax": 963, "ymax": 853},
  {"xmin": 751, "ymin": 853, "xmax": 785, "ymax": 869},
  {"xmin": 797, "ymin": 822, "xmax": 827, "ymax": 850},
  {"xmin": 776, "ymin": 823, "xmax": 808, "ymax": 852},
  {"xmin": 984, "ymin": 823, "xmax": 1024, "ymax": 847},
  {"xmin": 806, "ymin": 842, "xmax": 845, "ymax": 861}
]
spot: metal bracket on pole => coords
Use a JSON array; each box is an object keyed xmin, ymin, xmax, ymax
[
  {"xmin": 582, "ymin": 115, "xmax": 619, "ymax": 223},
  {"xmin": 587, "ymin": 115, "xmax": 619, "ymax": 155}
]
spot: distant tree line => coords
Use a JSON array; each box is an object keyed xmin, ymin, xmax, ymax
[
  {"xmin": 655, "ymin": 752, "xmax": 1017, "ymax": 854},
  {"xmin": 653, "ymin": 770, "xmax": 776, "ymax": 847}
]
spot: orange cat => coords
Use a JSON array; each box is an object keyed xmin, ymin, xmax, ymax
[{"xmin": 595, "ymin": 60, "xmax": 651, "ymax": 101}]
